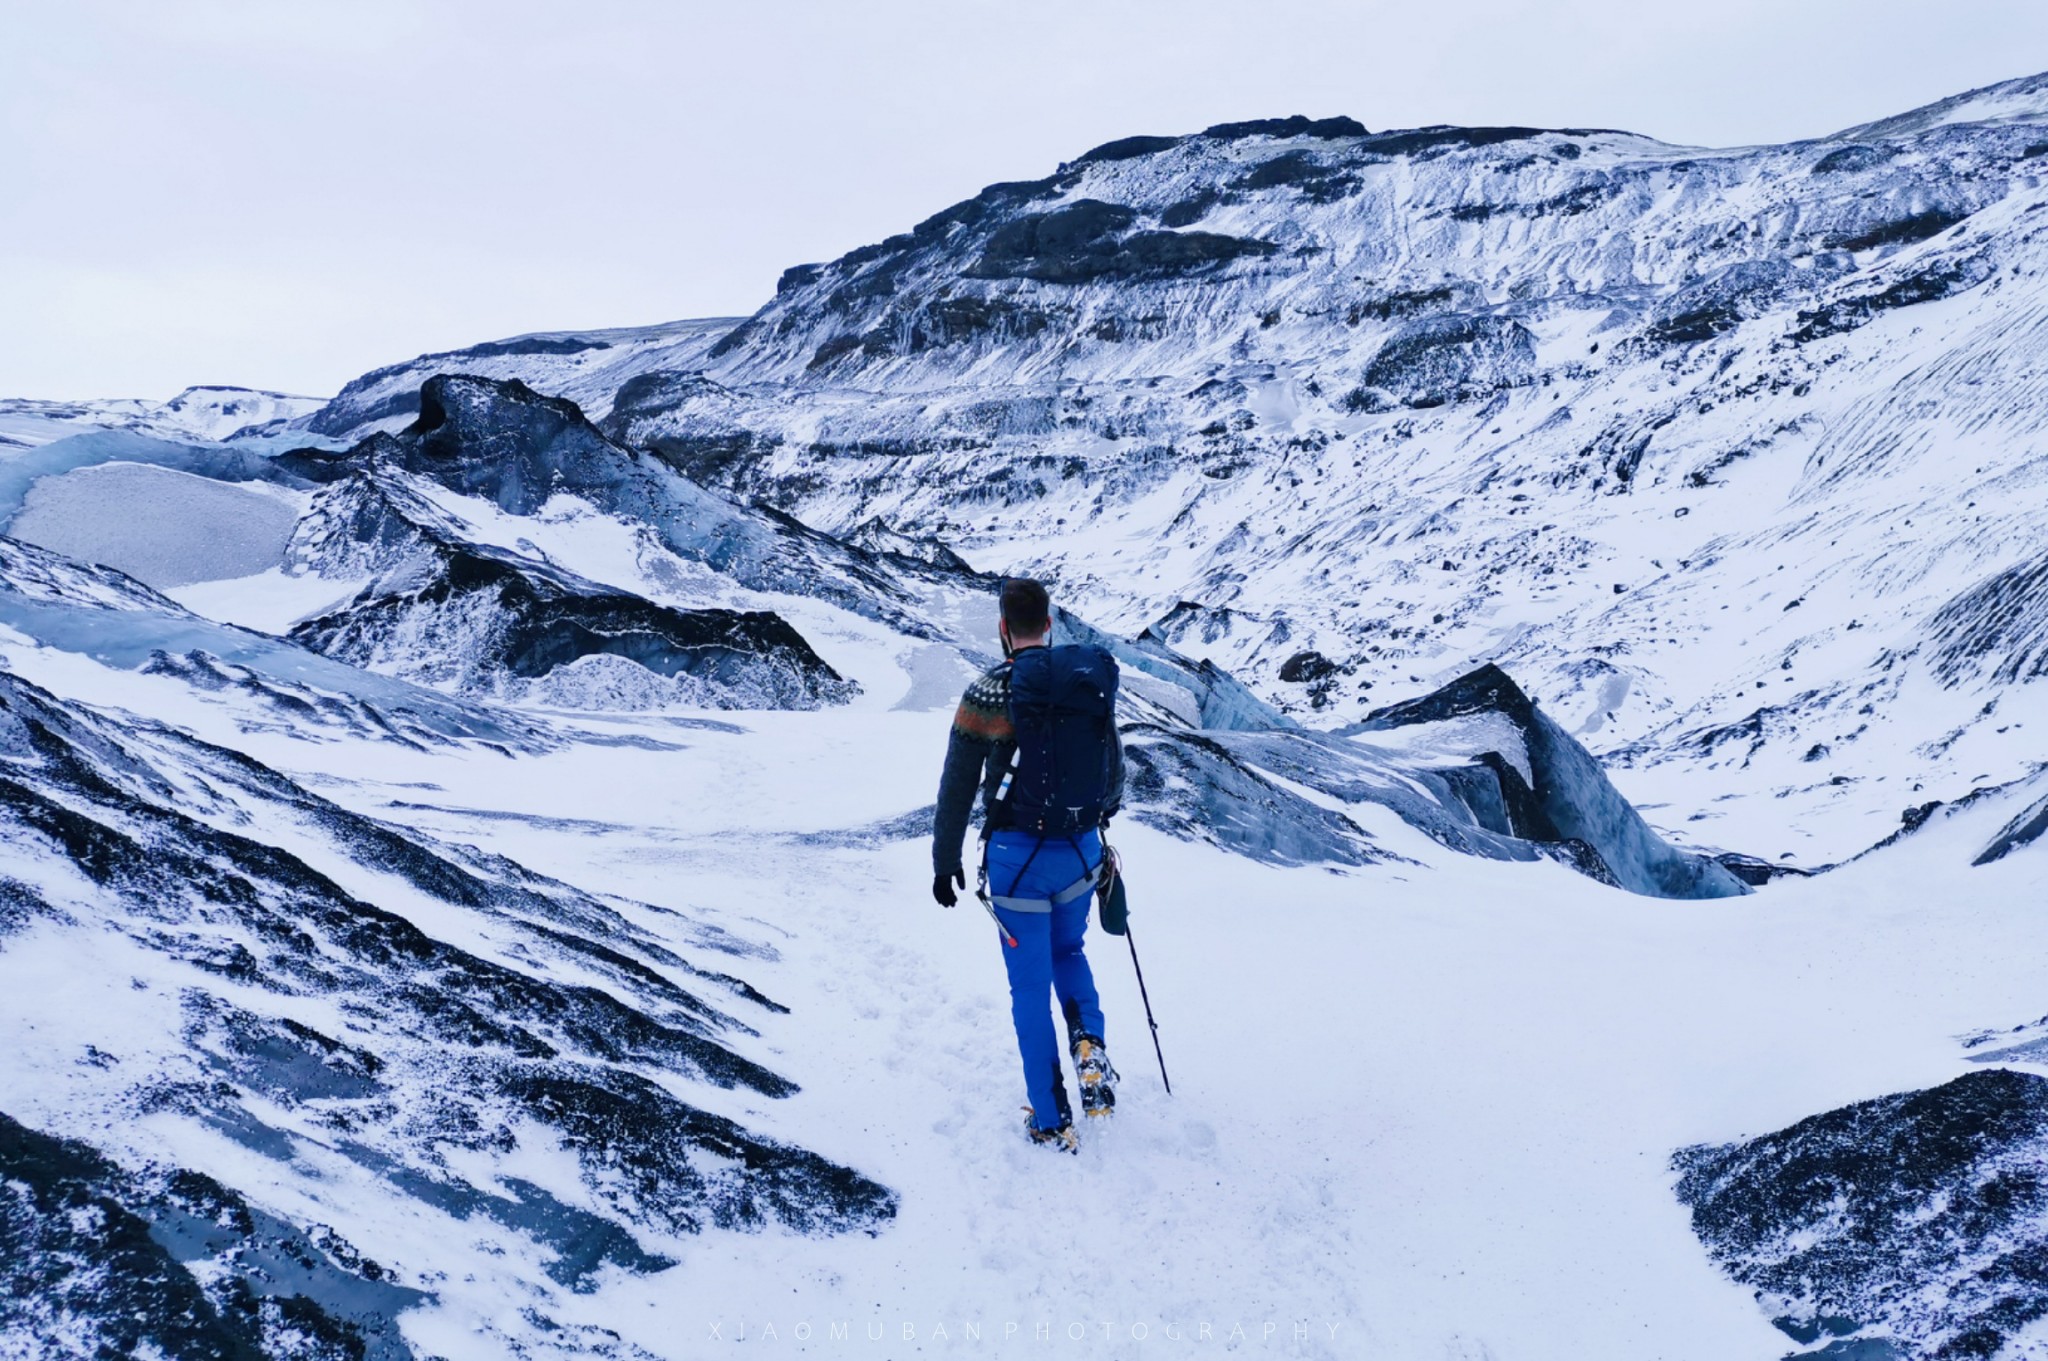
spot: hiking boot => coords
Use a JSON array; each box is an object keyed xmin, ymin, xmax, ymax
[
  {"xmin": 1071, "ymin": 1033, "xmax": 1117, "ymax": 1118},
  {"xmin": 1024, "ymin": 1109, "xmax": 1079, "ymax": 1154}
]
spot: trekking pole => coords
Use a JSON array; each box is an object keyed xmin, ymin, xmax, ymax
[{"xmin": 1124, "ymin": 924, "xmax": 1171, "ymax": 1094}]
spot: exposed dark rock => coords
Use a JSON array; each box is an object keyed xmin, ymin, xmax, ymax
[
  {"xmin": 1448, "ymin": 181, "xmax": 1616, "ymax": 223},
  {"xmin": 969, "ymin": 199, "xmax": 1275, "ymax": 283},
  {"xmin": 776, "ymin": 262, "xmax": 823, "ymax": 294},
  {"xmin": 306, "ymin": 384, "xmax": 422, "ymax": 437},
  {"xmin": 1113, "ymin": 229, "xmax": 1279, "ymax": 278},
  {"xmin": 979, "ymin": 199, "xmax": 1134, "ymax": 265},
  {"xmin": 282, "ymin": 456, "xmax": 857, "ymax": 709},
  {"xmin": 1364, "ymin": 125, "xmax": 1556, "ymax": 157},
  {"xmin": 1643, "ymin": 260, "xmax": 1797, "ymax": 346},
  {"xmin": 1366, "ymin": 662, "xmax": 1538, "ymax": 728},
  {"xmin": 1793, "ymin": 256, "xmax": 1996, "ymax": 341},
  {"xmin": 0, "ymin": 663, "xmax": 898, "ymax": 1297},
  {"xmin": 1812, "ymin": 144, "xmax": 1896, "ymax": 174},
  {"xmin": 1346, "ymin": 285, "xmax": 1461, "ymax": 325},
  {"xmin": 840, "ymin": 294, "xmax": 1064, "ymax": 357},
  {"xmin": 1278, "ymin": 649, "xmax": 1340, "ymax": 683},
  {"xmin": 302, "ymin": 339, "xmax": 605, "ymax": 439},
  {"xmin": 457, "ymin": 336, "xmax": 612, "ymax": 361},
  {"xmin": 503, "ymin": 1067, "xmax": 896, "ymax": 1236},
  {"xmin": 1363, "ymin": 665, "xmax": 1748, "ymax": 898},
  {"xmin": 1348, "ymin": 313, "xmax": 1537, "ymax": 410},
  {"xmin": 1675, "ymin": 1068, "xmax": 2048, "ymax": 1359},
  {"xmin": 1923, "ymin": 546, "xmax": 2048, "ymax": 686},
  {"xmin": 843, "ymin": 517, "xmax": 975, "ymax": 572},
  {"xmin": 1200, "ymin": 115, "xmax": 1368, "ymax": 141},
  {"xmin": 290, "ymin": 540, "xmax": 854, "ymax": 708},
  {"xmin": 0, "ymin": 1108, "xmax": 426, "ymax": 1360},
  {"xmin": 269, "ymin": 445, "xmax": 359, "ymax": 484},
  {"xmin": 1074, "ymin": 134, "xmax": 1182, "ymax": 164},
  {"xmin": 401, "ymin": 375, "xmax": 625, "ymax": 515},
  {"xmin": 1120, "ymin": 724, "xmax": 1382, "ymax": 867},
  {"xmin": 1232, "ymin": 151, "xmax": 1360, "ymax": 203},
  {"xmin": 1714, "ymin": 852, "xmax": 1821, "ymax": 885},
  {"xmin": 325, "ymin": 374, "xmax": 928, "ymax": 639},
  {"xmin": 1826, "ymin": 207, "xmax": 1973, "ymax": 254},
  {"xmin": 807, "ymin": 332, "xmax": 865, "ymax": 371},
  {"xmin": 1160, "ymin": 189, "xmax": 1224, "ymax": 228},
  {"xmin": 637, "ymin": 428, "xmax": 782, "ymax": 488}
]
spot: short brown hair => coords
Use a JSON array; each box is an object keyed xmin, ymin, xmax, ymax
[{"xmin": 1000, "ymin": 577, "xmax": 1051, "ymax": 635}]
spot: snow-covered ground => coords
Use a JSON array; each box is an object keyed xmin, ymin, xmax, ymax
[
  {"xmin": 286, "ymin": 713, "xmax": 2048, "ymax": 1361},
  {"xmin": 3, "ymin": 597, "xmax": 2043, "ymax": 1359}
]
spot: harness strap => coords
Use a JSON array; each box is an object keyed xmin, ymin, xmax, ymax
[
  {"xmin": 989, "ymin": 869, "xmax": 1097, "ymax": 914},
  {"xmin": 1004, "ymin": 836, "xmax": 1045, "ymax": 902}
]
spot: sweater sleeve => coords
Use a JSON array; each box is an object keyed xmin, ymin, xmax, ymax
[
  {"xmin": 932, "ymin": 726, "xmax": 990, "ymax": 876},
  {"xmin": 931, "ymin": 666, "xmax": 1013, "ymax": 876}
]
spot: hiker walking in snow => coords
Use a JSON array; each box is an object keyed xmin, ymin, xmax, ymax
[{"xmin": 932, "ymin": 578, "xmax": 1123, "ymax": 1153}]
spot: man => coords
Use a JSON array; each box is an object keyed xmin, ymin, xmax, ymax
[{"xmin": 932, "ymin": 578, "xmax": 1123, "ymax": 1153}]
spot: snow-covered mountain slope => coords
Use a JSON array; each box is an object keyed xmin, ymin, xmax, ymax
[
  {"xmin": 0, "ymin": 386, "xmax": 323, "ymax": 449},
  {"xmin": 305, "ymin": 318, "xmax": 739, "ymax": 437},
  {"xmin": 1, "ymin": 370, "xmax": 1747, "ymax": 893},
  {"xmin": 0, "ymin": 433, "xmax": 1714, "ymax": 898},
  {"xmin": 299, "ymin": 72, "xmax": 2048, "ymax": 866},
  {"xmin": 0, "ymin": 661, "xmax": 894, "ymax": 1357}
]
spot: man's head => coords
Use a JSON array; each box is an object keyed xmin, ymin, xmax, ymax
[{"xmin": 999, "ymin": 577, "xmax": 1051, "ymax": 653}]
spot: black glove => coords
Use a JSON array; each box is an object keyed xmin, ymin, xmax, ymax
[{"xmin": 933, "ymin": 868, "xmax": 965, "ymax": 907}]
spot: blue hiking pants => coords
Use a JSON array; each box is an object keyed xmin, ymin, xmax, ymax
[{"xmin": 986, "ymin": 827, "xmax": 1106, "ymax": 1131}]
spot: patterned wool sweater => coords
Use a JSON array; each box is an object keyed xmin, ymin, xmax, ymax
[{"xmin": 930, "ymin": 652, "xmax": 1124, "ymax": 876}]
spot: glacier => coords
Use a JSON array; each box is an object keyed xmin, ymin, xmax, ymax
[{"xmin": 7, "ymin": 67, "xmax": 2048, "ymax": 1361}]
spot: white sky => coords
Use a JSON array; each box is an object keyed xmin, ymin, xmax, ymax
[{"xmin": 4, "ymin": 0, "xmax": 2046, "ymax": 401}]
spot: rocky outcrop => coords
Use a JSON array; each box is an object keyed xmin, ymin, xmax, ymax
[
  {"xmin": 0, "ymin": 1110, "xmax": 427, "ymax": 1360},
  {"xmin": 291, "ymin": 537, "xmax": 856, "ymax": 710},
  {"xmin": 966, "ymin": 199, "xmax": 1277, "ymax": 284},
  {"xmin": 1675, "ymin": 1068, "xmax": 2048, "ymax": 1359},
  {"xmin": 1358, "ymin": 664, "xmax": 1748, "ymax": 897},
  {"xmin": 1345, "ymin": 313, "xmax": 1537, "ymax": 411},
  {"xmin": 280, "ymin": 457, "xmax": 857, "ymax": 709},
  {"xmin": 277, "ymin": 74, "xmax": 2048, "ymax": 867}
]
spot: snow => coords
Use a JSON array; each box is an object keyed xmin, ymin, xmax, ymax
[
  {"xmin": 0, "ymin": 386, "xmax": 324, "ymax": 449},
  {"xmin": 10, "ymin": 461, "xmax": 308, "ymax": 587},
  {"xmin": 163, "ymin": 566, "xmax": 364, "ymax": 634},
  {"xmin": 11, "ymin": 633, "xmax": 2034, "ymax": 1359}
]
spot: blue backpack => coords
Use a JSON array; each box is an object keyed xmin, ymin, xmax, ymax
[{"xmin": 1001, "ymin": 644, "xmax": 1120, "ymax": 836}]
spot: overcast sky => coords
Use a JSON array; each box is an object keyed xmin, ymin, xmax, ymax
[{"xmin": 4, "ymin": 0, "xmax": 2047, "ymax": 401}]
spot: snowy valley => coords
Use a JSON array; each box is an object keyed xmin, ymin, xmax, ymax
[{"xmin": 7, "ymin": 70, "xmax": 2048, "ymax": 1361}]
